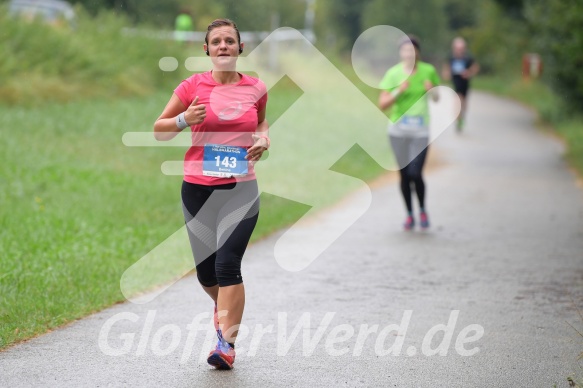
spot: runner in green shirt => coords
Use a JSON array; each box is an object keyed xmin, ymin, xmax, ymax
[{"xmin": 378, "ymin": 35, "xmax": 440, "ymax": 230}]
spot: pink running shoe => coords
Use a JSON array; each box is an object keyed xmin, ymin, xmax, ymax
[
  {"xmin": 420, "ymin": 211, "xmax": 430, "ymax": 229},
  {"xmin": 207, "ymin": 335, "xmax": 236, "ymax": 370},
  {"xmin": 403, "ymin": 215, "xmax": 415, "ymax": 231}
]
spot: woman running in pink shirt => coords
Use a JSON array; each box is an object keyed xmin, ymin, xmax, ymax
[{"xmin": 154, "ymin": 18, "xmax": 269, "ymax": 370}]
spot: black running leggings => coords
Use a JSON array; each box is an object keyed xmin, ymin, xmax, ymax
[
  {"xmin": 181, "ymin": 180, "xmax": 260, "ymax": 287},
  {"xmin": 389, "ymin": 136, "xmax": 429, "ymax": 213}
]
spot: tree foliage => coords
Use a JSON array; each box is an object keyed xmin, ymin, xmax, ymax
[
  {"xmin": 492, "ymin": 0, "xmax": 525, "ymax": 18},
  {"xmin": 525, "ymin": 0, "xmax": 583, "ymax": 111},
  {"xmin": 68, "ymin": 0, "xmax": 306, "ymax": 30},
  {"xmin": 19, "ymin": 0, "xmax": 578, "ymax": 111},
  {"xmin": 459, "ymin": 1, "xmax": 529, "ymax": 74},
  {"xmin": 321, "ymin": 0, "xmax": 373, "ymax": 51},
  {"xmin": 443, "ymin": 0, "xmax": 477, "ymax": 31},
  {"xmin": 68, "ymin": 0, "xmax": 184, "ymax": 25},
  {"xmin": 360, "ymin": 0, "xmax": 449, "ymax": 62}
]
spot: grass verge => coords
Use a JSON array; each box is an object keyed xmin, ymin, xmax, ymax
[{"xmin": 0, "ymin": 67, "xmax": 392, "ymax": 349}]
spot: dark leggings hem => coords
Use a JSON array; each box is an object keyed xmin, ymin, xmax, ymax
[
  {"xmin": 196, "ymin": 277, "xmax": 243, "ymax": 288},
  {"xmin": 217, "ymin": 278, "xmax": 244, "ymax": 287},
  {"xmin": 197, "ymin": 274, "xmax": 219, "ymax": 288}
]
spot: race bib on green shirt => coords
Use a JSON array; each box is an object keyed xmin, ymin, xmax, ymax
[{"xmin": 399, "ymin": 115, "xmax": 425, "ymax": 129}]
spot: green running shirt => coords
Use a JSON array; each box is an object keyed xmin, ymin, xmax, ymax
[{"xmin": 379, "ymin": 61, "xmax": 440, "ymax": 134}]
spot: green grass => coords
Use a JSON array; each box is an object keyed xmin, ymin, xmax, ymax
[
  {"xmin": 473, "ymin": 75, "xmax": 583, "ymax": 176},
  {"xmin": 0, "ymin": 66, "xmax": 393, "ymax": 349},
  {"xmin": 555, "ymin": 119, "xmax": 583, "ymax": 175},
  {"xmin": 472, "ymin": 75, "xmax": 564, "ymax": 123},
  {"xmin": 0, "ymin": 94, "xmax": 184, "ymax": 347}
]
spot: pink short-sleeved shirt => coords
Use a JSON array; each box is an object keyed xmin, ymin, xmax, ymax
[{"xmin": 174, "ymin": 71, "xmax": 268, "ymax": 186}]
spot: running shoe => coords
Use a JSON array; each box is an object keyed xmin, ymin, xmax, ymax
[
  {"xmin": 420, "ymin": 211, "xmax": 430, "ymax": 229},
  {"xmin": 403, "ymin": 215, "xmax": 415, "ymax": 231},
  {"xmin": 207, "ymin": 334, "xmax": 236, "ymax": 370}
]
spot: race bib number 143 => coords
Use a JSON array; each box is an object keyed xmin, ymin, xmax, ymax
[{"xmin": 203, "ymin": 144, "xmax": 248, "ymax": 177}]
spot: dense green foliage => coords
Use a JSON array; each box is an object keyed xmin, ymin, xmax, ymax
[
  {"xmin": 5, "ymin": 0, "xmax": 579, "ymax": 110},
  {"xmin": 0, "ymin": 6, "xmax": 189, "ymax": 105},
  {"xmin": 459, "ymin": 1, "xmax": 529, "ymax": 74},
  {"xmin": 360, "ymin": 0, "xmax": 449, "ymax": 62},
  {"xmin": 6, "ymin": 0, "xmax": 580, "ymax": 110},
  {"xmin": 525, "ymin": 0, "xmax": 583, "ymax": 111},
  {"xmin": 67, "ymin": 0, "xmax": 306, "ymax": 30}
]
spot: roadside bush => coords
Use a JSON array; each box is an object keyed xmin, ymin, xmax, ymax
[{"xmin": 0, "ymin": 5, "xmax": 189, "ymax": 105}]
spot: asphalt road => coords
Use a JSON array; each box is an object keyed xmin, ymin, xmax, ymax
[{"xmin": 1, "ymin": 91, "xmax": 583, "ymax": 387}]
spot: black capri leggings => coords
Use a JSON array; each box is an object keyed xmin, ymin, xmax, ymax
[
  {"xmin": 389, "ymin": 136, "xmax": 429, "ymax": 213},
  {"xmin": 181, "ymin": 180, "xmax": 260, "ymax": 287}
]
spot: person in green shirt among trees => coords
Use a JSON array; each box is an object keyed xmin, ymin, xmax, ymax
[
  {"xmin": 378, "ymin": 35, "xmax": 440, "ymax": 231},
  {"xmin": 174, "ymin": 9, "xmax": 194, "ymax": 43}
]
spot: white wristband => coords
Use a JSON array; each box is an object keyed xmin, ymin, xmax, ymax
[
  {"xmin": 391, "ymin": 89, "xmax": 401, "ymax": 98},
  {"xmin": 176, "ymin": 112, "xmax": 189, "ymax": 129}
]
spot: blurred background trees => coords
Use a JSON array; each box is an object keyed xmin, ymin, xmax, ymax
[
  {"xmin": 1, "ymin": 0, "xmax": 581, "ymax": 111},
  {"xmin": 524, "ymin": 0, "xmax": 583, "ymax": 111}
]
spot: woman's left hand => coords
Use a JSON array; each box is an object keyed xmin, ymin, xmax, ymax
[
  {"xmin": 246, "ymin": 134, "xmax": 269, "ymax": 165},
  {"xmin": 424, "ymin": 80, "xmax": 439, "ymax": 102}
]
